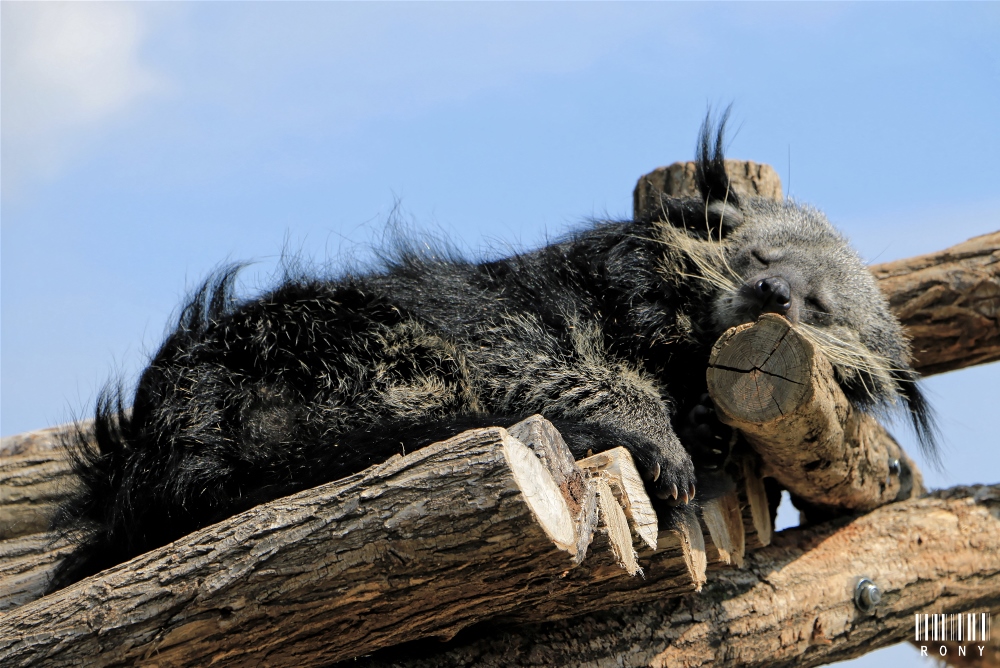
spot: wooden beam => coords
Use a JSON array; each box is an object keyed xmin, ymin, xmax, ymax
[
  {"xmin": 359, "ymin": 485, "xmax": 1000, "ymax": 668},
  {"xmin": 0, "ymin": 418, "xmax": 709, "ymax": 666},
  {"xmin": 871, "ymin": 230, "xmax": 1000, "ymax": 375}
]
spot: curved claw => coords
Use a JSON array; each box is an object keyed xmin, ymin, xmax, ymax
[
  {"xmin": 689, "ymin": 483, "xmax": 697, "ymax": 500},
  {"xmin": 651, "ymin": 462, "xmax": 661, "ymax": 482},
  {"xmin": 670, "ymin": 483, "xmax": 679, "ymax": 500}
]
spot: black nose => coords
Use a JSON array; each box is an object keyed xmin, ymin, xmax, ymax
[{"xmin": 754, "ymin": 277, "xmax": 792, "ymax": 314}]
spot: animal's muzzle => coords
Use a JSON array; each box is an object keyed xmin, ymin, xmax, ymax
[{"xmin": 753, "ymin": 276, "xmax": 792, "ymax": 315}]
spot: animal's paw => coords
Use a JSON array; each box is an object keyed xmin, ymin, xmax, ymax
[
  {"xmin": 630, "ymin": 435, "xmax": 698, "ymax": 505},
  {"xmin": 549, "ymin": 420, "xmax": 697, "ymax": 504},
  {"xmin": 679, "ymin": 393, "xmax": 733, "ymax": 472}
]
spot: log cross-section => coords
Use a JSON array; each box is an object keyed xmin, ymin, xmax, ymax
[
  {"xmin": 701, "ymin": 490, "xmax": 746, "ymax": 567},
  {"xmin": 707, "ymin": 313, "xmax": 924, "ymax": 511}
]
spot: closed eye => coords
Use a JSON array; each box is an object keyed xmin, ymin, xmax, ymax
[
  {"xmin": 751, "ymin": 250, "xmax": 770, "ymax": 266},
  {"xmin": 804, "ymin": 296, "xmax": 829, "ymax": 315}
]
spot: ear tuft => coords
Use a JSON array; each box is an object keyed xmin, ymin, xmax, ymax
[{"xmin": 696, "ymin": 106, "xmax": 739, "ymax": 209}]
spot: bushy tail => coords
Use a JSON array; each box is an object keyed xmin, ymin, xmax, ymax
[
  {"xmin": 47, "ymin": 267, "xmax": 248, "ymax": 591},
  {"xmin": 49, "ymin": 388, "xmax": 137, "ymax": 590}
]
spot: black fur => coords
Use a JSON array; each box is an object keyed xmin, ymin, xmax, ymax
[
  {"xmin": 50, "ymin": 115, "xmax": 936, "ymax": 590},
  {"xmin": 696, "ymin": 106, "xmax": 738, "ymax": 209}
]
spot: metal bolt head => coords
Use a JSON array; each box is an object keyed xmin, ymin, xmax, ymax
[{"xmin": 854, "ymin": 578, "xmax": 881, "ymax": 614}]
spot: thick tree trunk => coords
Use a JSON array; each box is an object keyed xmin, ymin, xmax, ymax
[
  {"xmin": 0, "ymin": 418, "xmax": 709, "ymax": 667},
  {"xmin": 360, "ymin": 485, "xmax": 1000, "ymax": 668}
]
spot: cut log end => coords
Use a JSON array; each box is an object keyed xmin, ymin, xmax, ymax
[
  {"xmin": 593, "ymin": 476, "xmax": 640, "ymax": 576},
  {"xmin": 707, "ymin": 313, "xmax": 812, "ymax": 423},
  {"xmin": 658, "ymin": 507, "xmax": 707, "ymax": 590},
  {"xmin": 507, "ymin": 416, "xmax": 598, "ymax": 562},
  {"xmin": 501, "ymin": 431, "xmax": 578, "ymax": 554},
  {"xmin": 577, "ymin": 447, "xmax": 658, "ymax": 552},
  {"xmin": 741, "ymin": 456, "xmax": 773, "ymax": 548}
]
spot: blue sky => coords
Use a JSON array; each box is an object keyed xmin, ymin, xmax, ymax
[{"xmin": 1, "ymin": 3, "xmax": 998, "ymax": 663}]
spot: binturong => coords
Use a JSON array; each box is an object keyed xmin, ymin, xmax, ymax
[{"xmin": 49, "ymin": 111, "xmax": 936, "ymax": 590}]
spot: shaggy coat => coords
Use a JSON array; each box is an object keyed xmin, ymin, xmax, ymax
[{"xmin": 51, "ymin": 116, "xmax": 935, "ymax": 589}]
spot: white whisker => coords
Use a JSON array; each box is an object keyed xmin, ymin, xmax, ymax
[{"xmin": 798, "ymin": 323, "xmax": 902, "ymax": 402}]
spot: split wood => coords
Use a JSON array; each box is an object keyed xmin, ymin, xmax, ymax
[{"xmin": 0, "ymin": 417, "xmax": 709, "ymax": 666}]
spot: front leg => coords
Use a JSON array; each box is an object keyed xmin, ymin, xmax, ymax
[
  {"xmin": 479, "ymin": 319, "xmax": 697, "ymax": 502},
  {"xmin": 677, "ymin": 392, "xmax": 738, "ymax": 498}
]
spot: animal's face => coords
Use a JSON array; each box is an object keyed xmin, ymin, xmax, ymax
[
  {"xmin": 713, "ymin": 200, "xmax": 893, "ymax": 335},
  {"xmin": 664, "ymin": 196, "xmax": 913, "ymax": 408},
  {"xmin": 653, "ymin": 109, "xmax": 936, "ymax": 456}
]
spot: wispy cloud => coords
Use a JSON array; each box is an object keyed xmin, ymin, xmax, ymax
[{"xmin": 1, "ymin": 2, "xmax": 164, "ymax": 196}]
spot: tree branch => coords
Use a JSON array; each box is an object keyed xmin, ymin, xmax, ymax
[
  {"xmin": 0, "ymin": 418, "xmax": 710, "ymax": 666},
  {"xmin": 707, "ymin": 313, "xmax": 923, "ymax": 512},
  {"xmin": 871, "ymin": 231, "xmax": 1000, "ymax": 375},
  {"xmin": 359, "ymin": 485, "xmax": 1000, "ymax": 668}
]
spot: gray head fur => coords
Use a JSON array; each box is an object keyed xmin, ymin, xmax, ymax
[{"xmin": 656, "ymin": 110, "xmax": 937, "ymax": 457}]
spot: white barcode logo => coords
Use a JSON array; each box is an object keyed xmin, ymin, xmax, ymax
[{"xmin": 915, "ymin": 613, "xmax": 991, "ymax": 643}]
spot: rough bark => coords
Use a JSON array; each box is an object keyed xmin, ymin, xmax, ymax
[
  {"xmin": 0, "ymin": 451, "xmax": 74, "ymax": 540},
  {"xmin": 871, "ymin": 230, "xmax": 1000, "ymax": 375},
  {"xmin": 0, "ymin": 423, "xmax": 76, "ymax": 458},
  {"xmin": 633, "ymin": 159, "xmax": 784, "ymax": 219},
  {"xmin": 0, "ymin": 422, "xmax": 77, "ymax": 540},
  {"xmin": 360, "ymin": 485, "xmax": 1000, "ymax": 668},
  {"xmin": 0, "ymin": 533, "xmax": 75, "ymax": 612},
  {"xmin": 0, "ymin": 418, "xmax": 710, "ymax": 667},
  {"xmin": 706, "ymin": 313, "xmax": 924, "ymax": 512}
]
